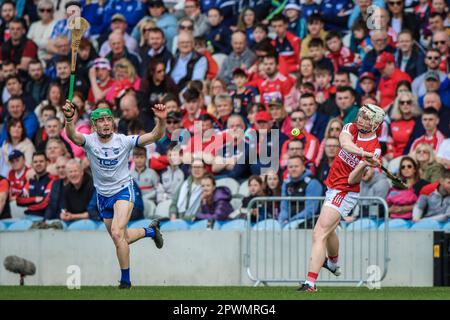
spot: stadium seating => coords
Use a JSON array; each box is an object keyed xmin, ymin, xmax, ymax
[
  {"xmin": 410, "ymin": 219, "xmax": 442, "ymax": 230},
  {"xmin": 283, "ymin": 220, "xmax": 304, "ymax": 230},
  {"xmin": 253, "ymin": 219, "xmax": 282, "ymax": 231},
  {"xmin": 160, "ymin": 219, "xmax": 189, "ymax": 231},
  {"xmin": 216, "ymin": 177, "xmax": 240, "ymax": 196},
  {"xmin": 1, "ymin": 218, "xmax": 19, "ymax": 228},
  {"xmin": 45, "ymin": 220, "xmax": 68, "ymax": 230},
  {"xmin": 379, "ymin": 219, "xmax": 412, "ymax": 230},
  {"xmin": 189, "ymin": 219, "xmax": 209, "ymax": 230},
  {"xmin": 129, "ymin": 219, "xmax": 153, "ymax": 229},
  {"xmin": 24, "ymin": 215, "xmax": 44, "ymax": 222},
  {"xmin": 238, "ymin": 180, "xmax": 249, "ymax": 197},
  {"xmin": 346, "ymin": 218, "xmax": 378, "ymax": 230},
  {"xmin": 7, "ymin": 220, "xmax": 33, "ymax": 231},
  {"xmin": 67, "ymin": 220, "xmax": 98, "ymax": 231},
  {"xmin": 0, "ymin": 221, "xmax": 6, "ymax": 231},
  {"xmin": 230, "ymin": 198, "xmax": 243, "ymax": 210},
  {"xmin": 443, "ymin": 221, "xmax": 450, "ymax": 231},
  {"xmin": 155, "ymin": 200, "xmax": 172, "ymax": 219},
  {"xmin": 220, "ymin": 219, "xmax": 247, "ymax": 231},
  {"xmin": 97, "ymin": 222, "xmax": 107, "ymax": 231}
]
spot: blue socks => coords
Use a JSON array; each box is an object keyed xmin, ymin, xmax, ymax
[
  {"xmin": 143, "ymin": 227, "xmax": 155, "ymax": 238},
  {"xmin": 121, "ymin": 268, "xmax": 130, "ymax": 284}
]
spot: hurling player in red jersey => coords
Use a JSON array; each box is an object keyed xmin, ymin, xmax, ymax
[{"xmin": 298, "ymin": 104, "xmax": 385, "ymax": 292}]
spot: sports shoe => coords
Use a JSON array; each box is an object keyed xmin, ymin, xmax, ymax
[
  {"xmin": 149, "ymin": 219, "xmax": 164, "ymax": 249},
  {"xmin": 118, "ymin": 281, "xmax": 131, "ymax": 289},
  {"xmin": 322, "ymin": 259, "xmax": 342, "ymax": 276},
  {"xmin": 296, "ymin": 283, "xmax": 317, "ymax": 292}
]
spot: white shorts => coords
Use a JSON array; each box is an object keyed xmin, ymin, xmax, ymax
[{"xmin": 323, "ymin": 188, "xmax": 359, "ymax": 218}]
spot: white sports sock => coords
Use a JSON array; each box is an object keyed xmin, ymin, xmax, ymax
[
  {"xmin": 327, "ymin": 259, "xmax": 337, "ymax": 271},
  {"xmin": 305, "ymin": 280, "xmax": 316, "ymax": 287}
]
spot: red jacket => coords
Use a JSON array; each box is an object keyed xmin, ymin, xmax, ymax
[
  {"xmin": 272, "ymin": 32, "xmax": 301, "ymax": 74},
  {"xmin": 378, "ymin": 69, "xmax": 412, "ymax": 109}
]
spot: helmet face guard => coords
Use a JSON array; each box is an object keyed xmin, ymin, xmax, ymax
[{"xmin": 357, "ymin": 104, "xmax": 385, "ymax": 134}]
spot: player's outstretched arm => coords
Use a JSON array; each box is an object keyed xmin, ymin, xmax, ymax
[
  {"xmin": 62, "ymin": 100, "xmax": 85, "ymax": 146},
  {"xmin": 137, "ymin": 104, "xmax": 167, "ymax": 147},
  {"xmin": 348, "ymin": 160, "xmax": 370, "ymax": 185},
  {"xmin": 339, "ymin": 130, "xmax": 374, "ymax": 159}
]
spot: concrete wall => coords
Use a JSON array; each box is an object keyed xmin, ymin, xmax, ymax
[{"xmin": 0, "ymin": 230, "xmax": 434, "ymax": 287}]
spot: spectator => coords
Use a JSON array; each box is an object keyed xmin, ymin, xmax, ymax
[
  {"xmin": 59, "ymin": 159, "xmax": 95, "ymax": 222},
  {"xmin": 412, "ymin": 169, "xmax": 450, "ymax": 222},
  {"xmin": 131, "ymin": 146, "xmax": 159, "ymax": 201},
  {"xmin": 230, "ymin": 68, "xmax": 256, "ymax": 119},
  {"xmin": 139, "ymin": 59, "xmax": 178, "ymax": 106},
  {"xmin": 325, "ymin": 31, "xmax": 356, "ymax": 74},
  {"xmin": 315, "ymin": 118, "xmax": 343, "ymax": 166},
  {"xmin": 81, "ymin": 0, "xmax": 108, "ymax": 36},
  {"xmin": 412, "ymin": 48, "xmax": 447, "ymax": 98},
  {"xmin": 44, "ymin": 36, "xmax": 71, "ymax": 80},
  {"xmin": 103, "ymin": 0, "xmax": 145, "ymax": 33},
  {"xmin": 26, "ymin": 0, "xmax": 56, "ymax": 61},
  {"xmin": 205, "ymin": 7, "xmax": 231, "ymax": 55},
  {"xmin": 218, "ymin": 30, "xmax": 256, "ymax": 86},
  {"xmin": 418, "ymin": 71, "xmax": 443, "ymax": 107},
  {"xmin": 7, "ymin": 149, "xmax": 28, "ymax": 201},
  {"xmin": 87, "ymin": 58, "xmax": 114, "ymax": 105},
  {"xmin": 319, "ymin": 0, "xmax": 354, "ymax": 32},
  {"xmin": 258, "ymin": 53, "xmax": 295, "ymax": 103},
  {"xmin": 335, "ymin": 86, "xmax": 359, "ymax": 123},
  {"xmin": 0, "ymin": 174, "xmax": 10, "ymax": 219},
  {"xmin": 156, "ymin": 144, "xmax": 185, "ymax": 204},
  {"xmin": 374, "ymin": 52, "xmax": 412, "ymax": 109},
  {"xmin": 132, "ymin": 0, "xmax": 177, "ymax": 53},
  {"xmin": 194, "ymin": 36, "xmax": 219, "ymax": 81},
  {"xmin": 386, "ymin": 92, "xmax": 422, "ymax": 160},
  {"xmin": 45, "ymin": 138, "xmax": 70, "ymax": 175},
  {"xmin": 361, "ymin": 29, "xmax": 395, "ymax": 76},
  {"xmin": 270, "ymin": 14, "xmax": 300, "ymax": 75},
  {"xmin": 169, "ymin": 158, "xmax": 205, "ymax": 221},
  {"xmin": 315, "ymin": 137, "xmax": 340, "ymax": 186},
  {"xmin": 54, "ymin": 56, "xmax": 89, "ymax": 100},
  {"xmin": 16, "ymin": 151, "xmax": 55, "ymax": 217},
  {"xmin": 0, "ymin": 18, "xmax": 38, "ymax": 74},
  {"xmin": 212, "ymin": 114, "xmax": 249, "ymax": 181},
  {"xmin": 410, "ymin": 107, "xmax": 445, "ymax": 153},
  {"xmin": 353, "ymin": 166, "xmax": 390, "ymax": 222},
  {"xmin": 25, "ymin": 59, "xmax": 51, "ymax": 105},
  {"xmin": 105, "ymin": 58, "xmax": 141, "ymax": 102},
  {"xmin": 395, "ymin": 29, "xmax": 426, "ymax": 80},
  {"xmin": 181, "ymin": 88, "xmax": 204, "ymax": 134},
  {"xmin": 138, "ymin": 27, "xmax": 174, "ymax": 77},
  {"xmin": 99, "ymin": 14, "xmax": 138, "ymax": 57},
  {"xmin": 44, "ymin": 156, "xmax": 69, "ymax": 220},
  {"xmin": 251, "ymin": 23, "xmax": 269, "ymax": 50},
  {"xmin": 386, "ymin": 0, "xmax": 419, "ymax": 40},
  {"xmin": 0, "ymin": 60, "xmax": 17, "ymax": 101},
  {"xmin": 104, "ymin": 30, "xmax": 141, "ymax": 71},
  {"xmin": 308, "ymin": 39, "xmax": 334, "ymax": 75},
  {"xmin": 236, "ymin": 7, "xmax": 258, "ymax": 45},
  {"xmin": 411, "ymin": 142, "xmax": 445, "ymax": 183},
  {"xmin": 432, "ymin": 31, "xmax": 449, "ymax": 73},
  {"xmin": 299, "ymin": 93, "xmax": 330, "ymax": 142},
  {"xmin": 170, "ymin": 17, "xmax": 195, "ymax": 55},
  {"xmin": 155, "ymin": 111, "xmax": 182, "ymax": 155},
  {"xmin": 301, "ymin": 13, "xmax": 327, "ymax": 58},
  {"xmin": 0, "ymin": 1, "xmax": 16, "ymax": 45},
  {"xmin": 240, "ymin": 175, "xmax": 266, "ymax": 222},
  {"xmin": 36, "ymin": 117, "xmax": 73, "ymax": 157},
  {"xmin": 284, "ymin": 3, "xmax": 307, "ymax": 39},
  {"xmin": 264, "ymin": 169, "xmax": 282, "ymax": 197},
  {"xmin": 1, "ymin": 119, "xmax": 35, "ymax": 175},
  {"xmin": 183, "ymin": 0, "xmax": 210, "ymax": 38},
  {"xmin": 358, "ymin": 72, "xmax": 376, "ymax": 99},
  {"xmin": 170, "ymin": 32, "xmax": 207, "ymax": 90},
  {"xmin": 298, "ymin": 57, "xmax": 315, "ymax": 84},
  {"xmin": 437, "ymin": 123, "xmax": 450, "ymax": 168},
  {"xmin": 117, "ymin": 92, "xmax": 155, "ymax": 135},
  {"xmin": 214, "ymin": 94, "xmax": 233, "ymax": 130},
  {"xmin": 3, "ymin": 75, "xmax": 36, "ymax": 112},
  {"xmin": 196, "ymin": 173, "xmax": 233, "ymax": 222},
  {"xmin": 279, "ymin": 156, "xmax": 323, "ymax": 225},
  {"xmin": 267, "ymin": 97, "xmax": 289, "ymax": 134}
]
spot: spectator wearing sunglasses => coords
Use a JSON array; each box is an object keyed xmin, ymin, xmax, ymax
[
  {"xmin": 432, "ymin": 31, "xmax": 449, "ymax": 73},
  {"xmin": 386, "ymin": 0, "xmax": 419, "ymax": 40},
  {"xmin": 27, "ymin": 0, "xmax": 56, "ymax": 62}
]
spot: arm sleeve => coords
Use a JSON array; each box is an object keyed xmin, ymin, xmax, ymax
[
  {"xmin": 278, "ymin": 182, "xmax": 289, "ymax": 224},
  {"xmin": 412, "ymin": 195, "xmax": 427, "ymax": 220},
  {"xmin": 192, "ymin": 56, "xmax": 208, "ymax": 81}
]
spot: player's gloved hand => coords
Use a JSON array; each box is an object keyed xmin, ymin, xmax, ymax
[{"xmin": 62, "ymin": 100, "xmax": 76, "ymax": 122}]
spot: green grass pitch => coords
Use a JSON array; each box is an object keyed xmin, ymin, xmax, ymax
[{"xmin": 1, "ymin": 286, "xmax": 450, "ymax": 300}]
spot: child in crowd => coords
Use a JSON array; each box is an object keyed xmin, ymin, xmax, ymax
[
  {"xmin": 131, "ymin": 146, "xmax": 159, "ymax": 202},
  {"xmin": 315, "ymin": 68, "xmax": 336, "ymax": 104},
  {"xmin": 156, "ymin": 145, "xmax": 185, "ymax": 204}
]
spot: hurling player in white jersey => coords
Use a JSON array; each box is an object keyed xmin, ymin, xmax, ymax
[
  {"xmin": 298, "ymin": 104, "xmax": 385, "ymax": 292},
  {"xmin": 63, "ymin": 100, "xmax": 167, "ymax": 289}
]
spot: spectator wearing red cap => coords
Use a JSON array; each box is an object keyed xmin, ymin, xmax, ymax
[
  {"xmin": 375, "ymin": 52, "xmax": 412, "ymax": 110},
  {"xmin": 270, "ymin": 14, "xmax": 301, "ymax": 75},
  {"xmin": 358, "ymin": 71, "xmax": 376, "ymax": 99},
  {"xmin": 258, "ymin": 53, "xmax": 295, "ymax": 103}
]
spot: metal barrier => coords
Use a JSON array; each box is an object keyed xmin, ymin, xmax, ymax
[{"xmin": 244, "ymin": 196, "xmax": 390, "ymax": 287}]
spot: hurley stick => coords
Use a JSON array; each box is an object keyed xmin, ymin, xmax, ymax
[{"xmin": 68, "ymin": 16, "xmax": 89, "ymax": 102}]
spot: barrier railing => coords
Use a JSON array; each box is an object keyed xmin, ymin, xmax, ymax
[{"xmin": 244, "ymin": 196, "xmax": 390, "ymax": 287}]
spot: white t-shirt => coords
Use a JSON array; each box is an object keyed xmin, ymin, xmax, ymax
[
  {"xmin": 83, "ymin": 132, "xmax": 139, "ymax": 197},
  {"xmin": 437, "ymin": 138, "xmax": 450, "ymax": 160}
]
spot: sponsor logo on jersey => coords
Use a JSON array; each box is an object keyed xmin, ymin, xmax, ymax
[
  {"xmin": 338, "ymin": 149, "xmax": 359, "ymax": 168},
  {"xmin": 97, "ymin": 158, "xmax": 119, "ymax": 167}
]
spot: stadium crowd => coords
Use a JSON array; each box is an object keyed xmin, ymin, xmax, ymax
[{"xmin": 0, "ymin": 0, "xmax": 449, "ymax": 227}]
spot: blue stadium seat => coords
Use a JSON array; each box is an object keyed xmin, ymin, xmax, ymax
[
  {"xmin": 24, "ymin": 215, "xmax": 44, "ymax": 222},
  {"xmin": 283, "ymin": 220, "xmax": 304, "ymax": 230},
  {"xmin": 346, "ymin": 218, "xmax": 378, "ymax": 231},
  {"xmin": 213, "ymin": 220, "xmax": 226, "ymax": 230},
  {"xmin": 128, "ymin": 219, "xmax": 152, "ymax": 229},
  {"xmin": 443, "ymin": 221, "xmax": 450, "ymax": 231},
  {"xmin": 379, "ymin": 219, "xmax": 412, "ymax": 230},
  {"xmin": 97, "ymin": 222, "xmax": 107, "ymax": 231},
  {"xmin": 67, "ymin": 220, "xmax": 98, "ymax": 231},
  {"xmin": 189, "ymin": 219, "xmax": 208, "ymax": 230},
  {"xmin": 0, "ymin": 221, "xmax": 6, "ymax": 231},
  {"xmin": 7, "ymin": 220, "xmax": 33, "ymax": 231},
  {"xmin": 160, "ymin": 219, "xmax": 189, "ymax": 231},
  {"xmin": 253, "ymin": 219, "xmax": 281, "ymax": 231},
  {"xmin": 410, "ymin": 219, "xmax": 442, "ymax": 230},
  {"xmin": 45, "ymin": 220, "xmax": 68, "ymax": 230},
  {"xmin": 220, "ymin": 219, "xmax": 247, "ymax": 231},
  {"xmin": 1, "ymin": 218, "xmax": 19, "ymax": 228}
]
